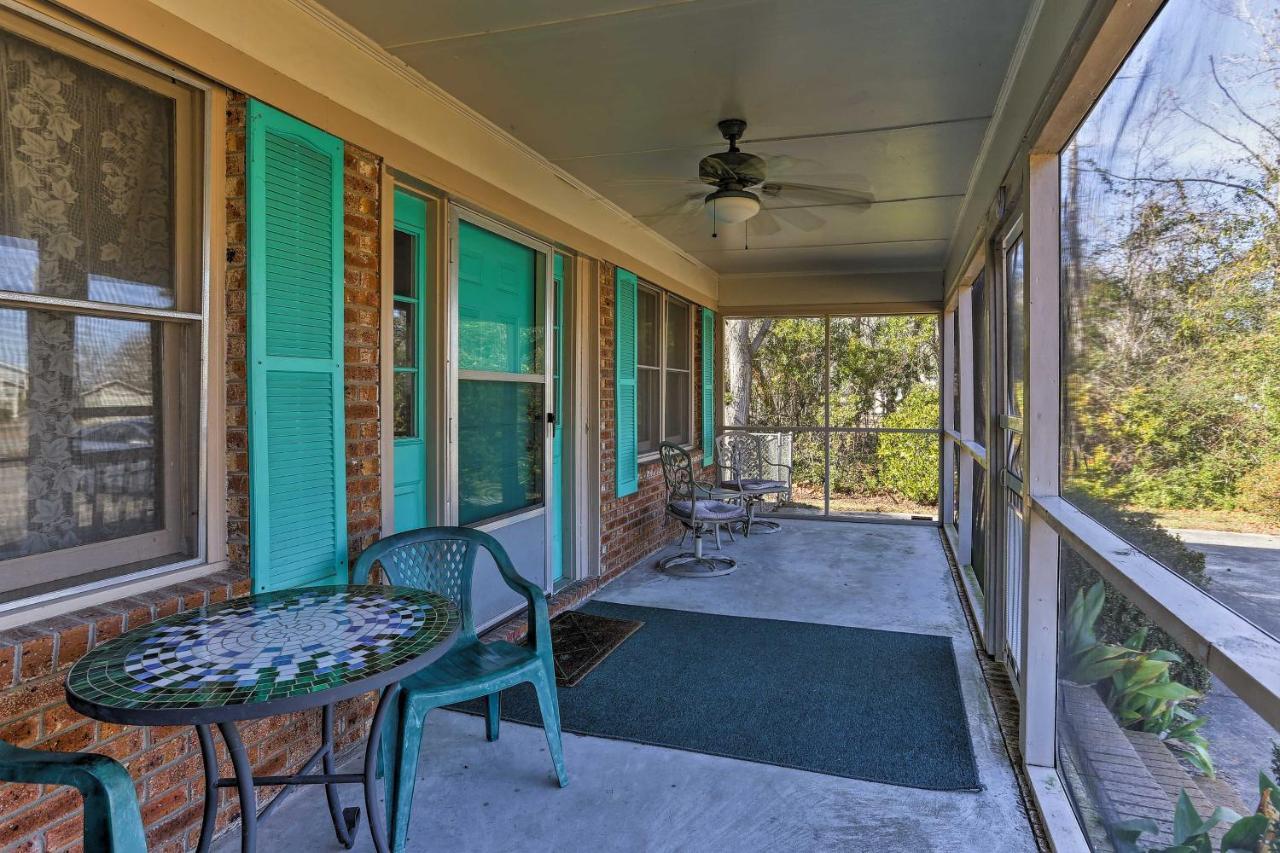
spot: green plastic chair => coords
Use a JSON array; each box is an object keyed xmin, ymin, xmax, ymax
[
  {"xmin": 0, "ymin": 738, "xmax": 146, "ymax": 852},
  {"xmin": 353, "ymin": 526, "xmax": 567, "ymax": 852}
]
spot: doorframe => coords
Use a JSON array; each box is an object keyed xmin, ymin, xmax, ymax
[
  {"xmin": 379, "ymin": 173, "xmax": 444, "ymax": 535},
  {"xmin": 445, "ymin": 204, "xmax": 556, "ymax": 593},
  {"xmin": 551, "ymin": 250, "xmax": 590, "ymax": 588},
  {"xmin": 574, "ymin": 255, "xmax": 602, "ymax": 581}
]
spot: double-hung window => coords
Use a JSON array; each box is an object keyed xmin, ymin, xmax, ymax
[
  {"xmin": 0, "ymin": 11, "xmax": 205, "ymax": 603},
  {"xmin": 635, "ymin": 284, "xmax": 691, "ymax": 456}
]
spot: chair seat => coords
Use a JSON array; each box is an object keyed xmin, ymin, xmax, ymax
[
  {"xmin": 671, "ymin": 499, "xmax": 747, "ymax": 521},
  {"xmin": 721, "ymin": 478, "xmax": 787, "ymax": 494},
  {"xmin": 400, "ymin": 638, "xmax": 539, "ymax": 698}
]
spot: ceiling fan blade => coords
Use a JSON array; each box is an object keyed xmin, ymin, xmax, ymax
[
  {"xmin": 749, "ymin": 210, "xmax": 782, "ymax": 237},
  {"xmin": 770, "ymin": 206, "xmax": 825, "ymax": 232},
  {"xmin": 762, "ymin": 154, "xmax": 825, "ymax": 178},
  {"xmin": 638, "ymin": 192, "xmax": 708, "ymax": 236},
  {"xmin": 607, "ymin": 177, "xmax": 706, "ymax": 187},
  {"xmin": 761, "ymin": 181, "xmax": 875, "ymax": 208},
  {"xmin": 640, "ymin": 192, "xmax": 705, "ymax": 219}
]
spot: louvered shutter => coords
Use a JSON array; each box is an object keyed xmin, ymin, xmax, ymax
[
  {"xmin": 702, "ymin": 307, "xmax": 715, "ymax": 465},
  {"xmin": 614, "ymin": 267, "xmax": 639, "ymax": 497},
  {"xmin": 246, "ymin": 100, "xmax": 347, "ymax": 592}
]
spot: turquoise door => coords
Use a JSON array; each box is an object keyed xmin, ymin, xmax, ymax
[
  {"xmin": 551, "ymin": 254, "xmax": 565, "ymax": 584},
  {"xmin": 392, "ymin": 190, "xmax": 428, "ymax": 532}
]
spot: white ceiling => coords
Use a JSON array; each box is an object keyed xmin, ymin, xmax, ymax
[{"xmin": 315, "ymin": 0, "xmax": 1031, "ymax": 277}]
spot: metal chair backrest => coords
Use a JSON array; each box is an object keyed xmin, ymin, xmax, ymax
[
  {"xmin": 659, "ymin": 441, "xmax": 697, "ymax": 504},
  {"xmin": 351, "ymin": 526, "xmax": 516, "ymax": 644},
  {"xmin": 715, "ymin": 432, "xmax": 771, "ymax": 486}
]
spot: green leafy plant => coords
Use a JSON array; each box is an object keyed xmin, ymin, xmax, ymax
[
  {"xmin": 1115, "ymin": 774, "xmax": 1280, "ymax": 852},
  {"xmin": 1272, "ymin": 742, "xmax": 1280, "ymax": 783},
  {"xmin": 1063, "ymin": 581, "xmax": 1133, "ymax": 684},
  {"xmin": 1063, "ymin": 581, "xmax": 1214, "ymax": 776},
  {"xmin": 1104, "ymin": 628, "xmax": 1214, "ymax": 778}
]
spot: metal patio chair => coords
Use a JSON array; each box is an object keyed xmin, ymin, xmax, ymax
[
  {"xmin": 353, "ymin": 526, "xmax": 566, "ymax": 853},
  {"xmin": 715, "ymin": 432, "xmax": 793, "ymax": 535},
  {"xmin": 0, "ymin": 738, "xmax": 146, "ymax": 852},
  {"xmin": 658, "ymin": 441, "xmax": 747, "ymax": 577}
]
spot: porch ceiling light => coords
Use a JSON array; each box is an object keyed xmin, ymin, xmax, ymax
[{"xmin": 705, "ymin": 188, "xmax": 761, "ymax": 224}]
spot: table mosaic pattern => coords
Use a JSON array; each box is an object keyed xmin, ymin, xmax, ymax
[{"xmin": 68, "ymin": 586, "xmax": 458, "ymax": 714}]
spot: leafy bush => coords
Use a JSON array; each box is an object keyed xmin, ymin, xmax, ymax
[
  {"xmin": 876, "ymin": 385, "xmax": 940, "ymax": 504},
  {"xmin": 1237, "ymin": 457, "xmax": 1280, "ymax": 524}
]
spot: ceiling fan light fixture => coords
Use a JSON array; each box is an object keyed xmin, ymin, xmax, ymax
[{"xmin": 705, "ymin": 188, "xmax": 760, "ymax": 224}]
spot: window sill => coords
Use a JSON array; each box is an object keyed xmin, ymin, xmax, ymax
[
  {"xmin": 638, "ymin": 443, "xmax": 697, "ymax": 465},
  {"xmin": 0, "ymin": 559, "xmax": 237, "ymax": 633}
]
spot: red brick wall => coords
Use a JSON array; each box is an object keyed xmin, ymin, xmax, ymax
[
  {"xmin": 225, "ymin": 94, "xmax": 250, "ymax": 575},
  {"xmin": 598, "ymin": 261, "xmax": 715, "ymax": 577},
  {"xmin": 0, "ymin": 95, "xmax": 384, "ymax": 853},
  {"xmin": 342, "ymin": 144, "xmax": 384, "ymax": 561}
]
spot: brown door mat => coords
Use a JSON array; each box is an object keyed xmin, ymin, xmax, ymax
[{"xmin": 545, "ymin": 609, "xmax": 644, "ymax": 687}]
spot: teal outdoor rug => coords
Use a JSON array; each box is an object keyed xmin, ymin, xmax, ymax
[{"xmin": 458, "ymin": 601, "xmax": 981, "ymax": 791}]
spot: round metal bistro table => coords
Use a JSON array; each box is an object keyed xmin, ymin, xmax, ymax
[{"xmin": 65, "ymin": 584, "xmax": 459, "ymax": 853}]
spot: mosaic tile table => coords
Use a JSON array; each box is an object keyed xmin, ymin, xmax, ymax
[{"xmin": 66, "ymin": 585, "xmax": 460, "ymax": 853}]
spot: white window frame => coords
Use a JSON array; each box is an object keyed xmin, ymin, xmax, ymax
[
  {"xmin": 636, "ymin": 283, "xmax": 694, "ymax": 460},
  {"xmin": 0, "ymin": 1, "xmax": 227, "ymax": 628}
]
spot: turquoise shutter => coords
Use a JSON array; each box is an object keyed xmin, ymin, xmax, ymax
[
  {"xmin": 246, "ymin": 100, "xmax": 347, "ymax": 592},
  {"xmin": 702, "ymin": 307, "xmax": 715, "ymax": 465},
  {"xmin": 615, "ymin": 267, "xmax": 639, "ymax": 497}
]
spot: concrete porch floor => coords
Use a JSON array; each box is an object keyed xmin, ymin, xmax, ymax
[{"xmin": 217, "ymin": 521, "xmax": 1035, "ymax": 852}]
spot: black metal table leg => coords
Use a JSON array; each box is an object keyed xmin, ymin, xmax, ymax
[
  {"xmin": 218, "ymin": 721, "xmax": 257, "ymax": 853},
  {"xmin": 194, "ymin": 724, "xmax": 219, "ymax": 853},
  {"xmin": 363, "ymin": 684, "xmax": 401, "ymax": 853},
  {"xmin": 322, "ymin": 703, "xmax": 360, "ymax": 848}
]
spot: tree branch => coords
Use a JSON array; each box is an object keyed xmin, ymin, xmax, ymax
[
  {"xmin": 1091, "ymin": 167, "xmax": 1278, "ymax": 216},
  {"xmin": 1209, "ymin": 55, "xmax": 1280, "ymax": 149}
]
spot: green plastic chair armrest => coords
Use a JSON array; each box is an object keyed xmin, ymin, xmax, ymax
[
  {"xmin": 0, "ymin": 740, "xmax": 146, "ymax": 853},
  {"xmin": 489, "ymin": 541, "xmax": 552, "ymax": 653}
]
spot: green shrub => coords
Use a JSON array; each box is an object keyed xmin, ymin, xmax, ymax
[
  {"xmin": 1237, "ymin": 457, "xmax": 1280, "ymax": 523},
  {"xmin": 876, "ymin": 385, "xmax": 940, "ymax": 505}
]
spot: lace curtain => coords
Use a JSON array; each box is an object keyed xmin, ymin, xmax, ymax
[{"xmin": 0, "ymin": 28, "xmax": 173, "ymax": 560}]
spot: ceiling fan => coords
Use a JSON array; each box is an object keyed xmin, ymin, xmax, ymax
[{"xmin": 643, "ymin": 118, "xmax": 875, "ymax": 239}]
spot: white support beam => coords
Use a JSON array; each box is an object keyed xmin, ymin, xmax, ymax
[
  {"xmin": 940, "ymin": 308, "xmax": 957, "ymax": 530},
  {"xmin": 957, "ymin": 288, "xmax": 976, "ymax": 566},
  {"xmin": 1020, "ymin": 153, "xmax": 1061, "ymax": 768}
]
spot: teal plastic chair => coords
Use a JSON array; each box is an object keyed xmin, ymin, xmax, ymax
[
  {"xmin": 0, "ymin": 738, "xmax": 146, "ymax": 852},
  {"xmin": 353, "ymin": 526, "xmax": 567, "ymax": 852}
]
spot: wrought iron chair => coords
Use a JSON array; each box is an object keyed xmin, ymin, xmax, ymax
[
  {"xmin": 353, "ymin": 527, "xmax": 566, "ymax": 853},
  {"xmin": 0, "ymin": 738, "xmax": 146, "ymax": 852},
  {"xmin": 658, "ymin": 441, "xmax": 747, "ymax": 577},
  {"xmin": 715, "ymin": 432, "xmax": 793, "ymax": 535}
]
